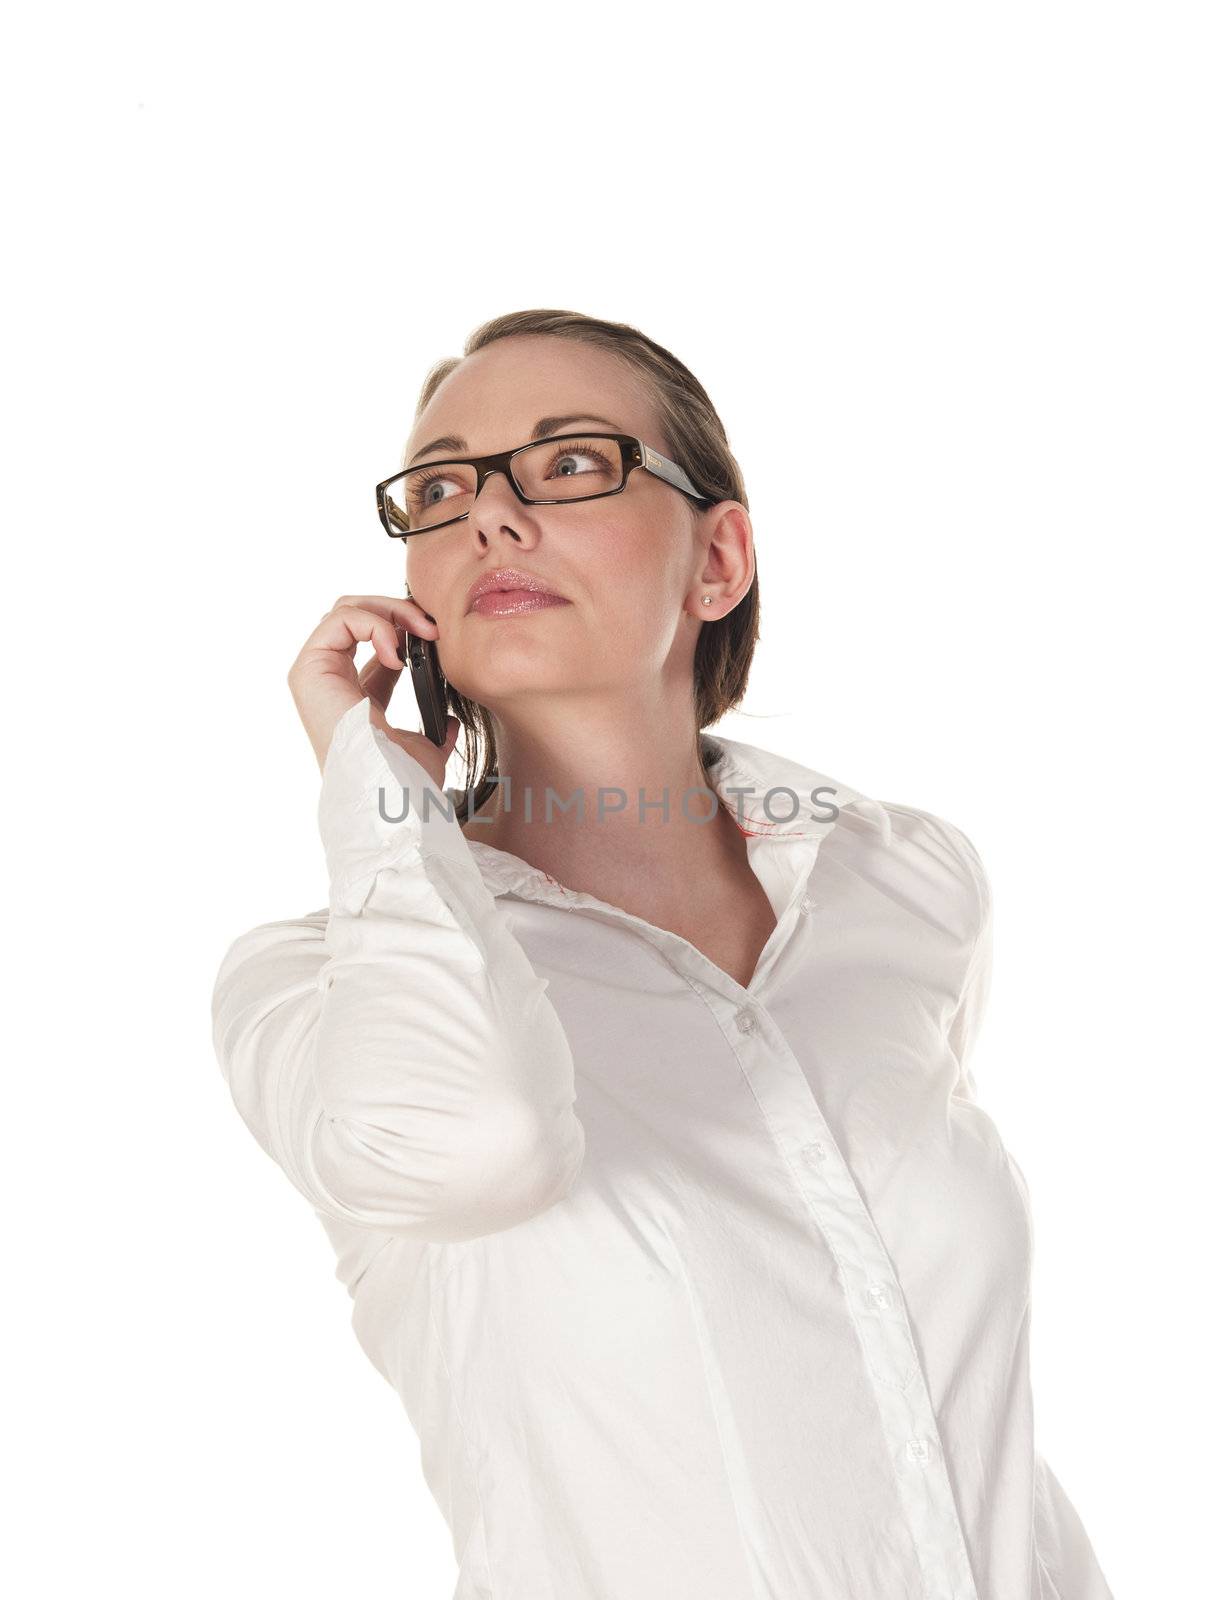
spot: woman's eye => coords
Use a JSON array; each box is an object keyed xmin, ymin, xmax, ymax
[
  {"xmin": 420, "ymin": 475, "xmax": 456, "ymax": 505},
  {"xmin": 551, "ymin": 449, "xmax": 606, "ymax": 477}
]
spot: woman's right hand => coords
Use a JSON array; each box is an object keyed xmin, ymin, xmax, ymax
[{"xmin": 288, "ymin": 595, "xmax": 460, "ymax": 786}]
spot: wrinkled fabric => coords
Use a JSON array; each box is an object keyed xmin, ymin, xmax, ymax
[{"xmin": 211, "ymin": 695, "xmax": 1115, "ymax": 1600}]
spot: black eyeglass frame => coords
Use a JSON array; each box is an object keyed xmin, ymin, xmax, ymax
[{"xmin": 375, "ymin": 433, "xmax": 714, "ymax": 541}]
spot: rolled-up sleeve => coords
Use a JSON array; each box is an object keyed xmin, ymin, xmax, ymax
[{"xmin": 210, "ymin": 697, "xmax": 586, "ymax": 1241}]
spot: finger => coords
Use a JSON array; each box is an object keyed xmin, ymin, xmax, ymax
[
  {"xmin": 381, "ymin": 712, "xmax": 461, "ymax": 763},
  {"xmin": 358, "ymin": 630, "xmax": 406, "ymax": 712},
  {"xmin": 326, "ymin": 595, "xmax": 439, "ymax": 636},
  {"xmin": 313, "ymin": 603, "xmax": 407, "ymax": 671}
]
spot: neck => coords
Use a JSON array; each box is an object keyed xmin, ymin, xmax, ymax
[{"xmin": 459, "ymin": 696, "xmax": 747, "ymax": 898}]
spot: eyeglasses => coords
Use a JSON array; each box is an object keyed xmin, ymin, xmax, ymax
[{"xmin": 376, "ymin": 432, "xmax": 713, "ymax": 541}]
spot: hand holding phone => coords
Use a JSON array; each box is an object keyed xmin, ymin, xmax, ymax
[{"xmin": 288, "ymin": 594, "xmax": 457, "ymax": 780}]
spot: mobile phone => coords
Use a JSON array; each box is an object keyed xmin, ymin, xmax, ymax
[{"xmin": 404, "ymin": 629, "xmax": 450, "ymax": 746}]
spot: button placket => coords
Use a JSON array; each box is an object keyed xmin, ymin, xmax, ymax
[{"xmin": 715, "ymin": 983, "xmax": 979, "ymax": 1598}]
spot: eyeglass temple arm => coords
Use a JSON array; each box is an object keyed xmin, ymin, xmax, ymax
[
  {"xmin": 380, "ymin": 490, "xmax": 410, "ymax": 537},
  {"xmin": 640, "ymin": 445, "xmax": 710, "ymax": 504}
]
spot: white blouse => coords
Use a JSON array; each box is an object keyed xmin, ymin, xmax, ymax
[{"xmin": 211, "ymin": 695, "xmax": 1115, "ymax": 1600}]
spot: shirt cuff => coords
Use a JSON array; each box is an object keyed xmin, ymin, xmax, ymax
[{"xmin": 318, "ymin": 696, "xmax": 477, "ymax": 916}]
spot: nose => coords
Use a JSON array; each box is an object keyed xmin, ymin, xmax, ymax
[{"xmin": 469, "ymin": 465, "xmax": 536, "ymax": 543}]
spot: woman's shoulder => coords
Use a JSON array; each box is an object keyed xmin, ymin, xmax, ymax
[{"xmin": 869, "ymin": 797, "xmax": 991, "ymax": 940}]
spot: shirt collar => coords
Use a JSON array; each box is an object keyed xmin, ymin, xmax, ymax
[
  {"xmin": 700, "ymin": 731, "xmax": 892, "ymax": 848},
  {"xmin": 459, "ymin": 732, "xmax": 892, "ymax": 902}
]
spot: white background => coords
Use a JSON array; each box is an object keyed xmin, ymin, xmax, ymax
[{"xmin": 5, "ymin": 3, "xmax": 1204, "ymax": 1595}]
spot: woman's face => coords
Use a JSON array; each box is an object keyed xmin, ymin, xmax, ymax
[{"xmin": 401, "ymin": 334, "xmax": 748, "ymax": 726}]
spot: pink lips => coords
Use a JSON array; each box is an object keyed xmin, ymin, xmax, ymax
[
  {"xmin": 466, "ymin": 567, "xmax": 570, "ymax": 616},
  {"xmin": 471, "ymin": 591, "xmax": 571, "ymax": 617}
]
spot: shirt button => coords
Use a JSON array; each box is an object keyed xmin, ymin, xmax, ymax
[
  {"xmin": 907, "ymin": 1436, "xmax": 934, "ymax": 1464},
  {"xmin": 735, "ymin": 1009, "xmax": 757, "ymax": 1035},
  {"xmin": 802, "ymin": 1140, "xmax": 827, "ymax": 1162},
  {"xmin": 866, "ymin": 1282, "xmax": 894, "ymax": 1311}
]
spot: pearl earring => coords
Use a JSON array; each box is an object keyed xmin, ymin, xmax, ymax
[{"xmin": 702, "ymin": 595, "xmax": 714, "ymax": 606}]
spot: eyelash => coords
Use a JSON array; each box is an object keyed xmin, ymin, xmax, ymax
[{"xmin": 548, "ymin": 442, "xmax": 612, "ymax": 471}]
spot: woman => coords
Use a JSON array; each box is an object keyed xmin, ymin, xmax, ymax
[{"xmin": 211, "ymin": 308, "xmax": 1115, "ymax": 1599}]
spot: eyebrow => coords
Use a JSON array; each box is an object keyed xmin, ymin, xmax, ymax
[{"xmin": 407, "ymin": 413, "xmax": 626, "ymax": 467}]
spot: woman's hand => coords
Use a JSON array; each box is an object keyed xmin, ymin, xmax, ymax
[{"xmin": 288, "ymin": 595, "xmax": 459, "ymax": 785}]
